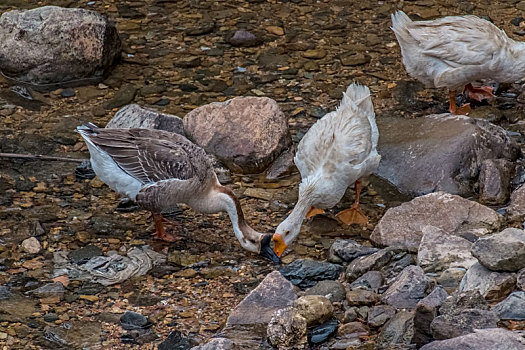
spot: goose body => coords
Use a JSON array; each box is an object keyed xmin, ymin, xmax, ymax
[
  {"xmin": 77, "ymin": 124, "xmax": 279, "ymax": 261},
  {"xmin": 272, "ymin": 84, "xmax": 380, "ymax": 256},
  {"xmin": 391, "ymin": 10, "xmax": 525, "ymax": 113}
]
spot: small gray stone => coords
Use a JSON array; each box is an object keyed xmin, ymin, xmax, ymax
[
  {"xmin": 28, "ymin": 282, "xmax": 65, "ymax": 299},
  {"xmin": 439, "ymin": 290, "xmax": 489, "ymax": 316},
  {"xmin": 413, "ymin": 286, "xmax": 449, "ymax": 347},
  {"xmin": 459, "ymin": 262, "xmax": 516, "ymax": 301},
  {"xmin": 346, "ymin": 248, "xmax": 396, "ymax": 282},
  {"xmin": 343, "ymin": 307, "xmax": 358, "ymax": 323},
  {"xmin": 517, "ymin": 268, "xmax": 525, "ymax": 291},
  {"xmin": 305, "ymin": 280, "xmax": 346, "ymax": 302},
  {"xmin": 328, "ymin": 239, "xmax": 378, "ymax": 263},
  {"xmin": 478, "ymin": 159, "xmax": 514, "ymax": 205},
  {"xmin": 471, "ymin": 228, "xmax": 525, "ymax": 272},
  {"xmin": 349, "ymin": 271, "xmax": 383, "ymax": 292},
  {"xmin": 44, "ymin": 313, "xmax": 59, "ymax": 322},
  {"xmin": 377, "ymin": 311, "xmax": 415, "ymax": 348},
  {"xmin": 492, "ymin": 291, "xmax": 525, "ymax": 320},
  {"xmin": 104, "ymin": 85, "xmax": 138, "ymax": 110},
  {"xmin": 437, "ymin": 267, "xmax": 467, "ymax": 292},
  {"xmin": 228, "ymin": 30, "xmax": 262, "ymax": 47},
  {"xmin": 120, "ymin": 311, "xmax": 150, "ymax": 330},
  {"xmin": 382, "ymin": 265, "xmax": 430, "ymax": 308},
  {"xmin": 507, "ymin": 184, "xmax": 525, "ymax": 222},
  {"xmin": 367, "ymin": 305, "xmax": 396, "ymax": 327},
  {"xmin": 430, "ymin": 309, "xmax": 500, "ymax": 340},
  {"xmin": 69, "ymin": 245, "xmax": 103, "ymax": 264}
]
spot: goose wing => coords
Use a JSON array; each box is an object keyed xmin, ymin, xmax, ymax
[
  {"xmin": 404, "ymin": 14, "xmax": 508, "ymax": 67},
  {"xmin": 78, "ymin": 124, "xmax": 209, "ymax": 184},
  {"xmin": 295, "ymin": 84, "xmax": 376, "ymax": 180}
]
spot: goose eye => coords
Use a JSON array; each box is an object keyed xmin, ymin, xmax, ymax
[{"xmin": 285, "ymin": 230, "xmax": 290, "ymax": 236}]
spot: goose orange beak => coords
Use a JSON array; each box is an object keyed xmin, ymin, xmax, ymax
[{"xmin": 272, "ymin": 233, "xmax": 287, "ymax": 257}]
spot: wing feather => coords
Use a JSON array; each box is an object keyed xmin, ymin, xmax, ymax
[
  {"xmin": 295, "ymin": 84, "xmax": 375, "ymax": 180},
  {"xmin": 403, "ymin": 14, "xmax": 508, "ymax": 67},
  {"xmin": 78, "ymin": 125, "xmax": 210, "ymax": 184}
]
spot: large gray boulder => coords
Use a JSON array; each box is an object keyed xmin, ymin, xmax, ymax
[
  {"xmin": 370, "ymin": 192, "xmax": 502, "ymax": 252},
  {"xmin": 376, "ymin": 114, "xmax": 520, "ymax": 197},
  {"xmin": 183, "ymin": 97, "xmax": 291, "ymax": 174},
  {"xmin": 0, "ymin": 6, "xmax": 121, "ymax": 87},
  {"xmin": 420, "ymin": 328, "xmax": 525, "ymax": 350},
  {"xmin": 471, "ymin": 228, "xmax": 525, "ymax": 272}
]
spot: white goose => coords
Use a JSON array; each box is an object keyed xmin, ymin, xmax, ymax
[
  {"xmin": 391, "ymin": 10, "xmax": 525, "ymax": 114},
  {"xmin": 77, "ymin": 123, "xmax": 279, "ymax": 262},
  {"xmin": 272, "ymin": 84, "xmax": 380, "ymax": 257}
]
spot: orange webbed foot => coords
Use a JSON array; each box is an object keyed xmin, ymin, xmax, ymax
[
  {"xmin": 464, "ymin": 83, "xmax": 494, "ymax": 102},
  {"xmin": 305, "ymin": 206, "xmax": 325, "ymax": 219},
  {"xmin": 336, "ymin": 206, "xmax": 369, "ymax": 225}
]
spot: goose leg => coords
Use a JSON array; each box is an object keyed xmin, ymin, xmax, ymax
[
  {"xmin": 336, "ymin": 180, "xmax": 369, "ymax": 225},
  {"xmin": 152, "ymin": 212, "xmax": 178, "ymax": 242},
  {"xmin": 448, "ymin": 90, "xmax": 470, "ymax": 115},
  {"xmin": 464, "ymin": 83, "xmax": 494, "ymax": 102}
]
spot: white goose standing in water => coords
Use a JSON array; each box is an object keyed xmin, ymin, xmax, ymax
[
  {"xmin": 77, "ymin": 123, "xmax": 279, "ymax": 262},
  {"xmin": 391, "ymin": 10, "xmax": 525, "ymax": 114},
  {"xmin": 272, "ymin": 83, "xmax": 380, "ymax": 257}
]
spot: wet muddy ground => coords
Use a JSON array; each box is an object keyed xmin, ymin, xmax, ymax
[{"xmin": 1, "ymin": 0, "xmax": 525, "ymax": 348}]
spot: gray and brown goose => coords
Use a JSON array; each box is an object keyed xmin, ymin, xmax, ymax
[{"xmin": 77, "ymin": 123, "xmax": 279, "ymax": 262}]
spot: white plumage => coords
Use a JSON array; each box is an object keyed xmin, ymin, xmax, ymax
[
  {"xmin": 272, "ymin": 83, "xmax": 380, "ymax": 256},
  {"xmin": 391, "ymin": 10, "xmax": 525, "ymax": 113}
]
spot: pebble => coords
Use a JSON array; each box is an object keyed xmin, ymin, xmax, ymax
[
  {"xmin": 309, "ymin": 318, "xmax": 338, "ymax": 344},
  {"xmin": 60, "ymin": 88, "xmax": 75, "ymax": 98},
  {"xmin": 21, "ymin": 237, "xmax": 41, "ymax": 254},
  {"xmin": 305, "ymin": 280, "xmax": 346, "ymax": 302},
  {"xmin": 280, "ymin": 259, "xmax": 343, "ymax": 289},
  {"xmin": 79, "ymin": 295, "xmax": 99, "ymax": 302},
  {"xmin": 120, "ymin": 311, "xmax": 151, "ymax": 330}
]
